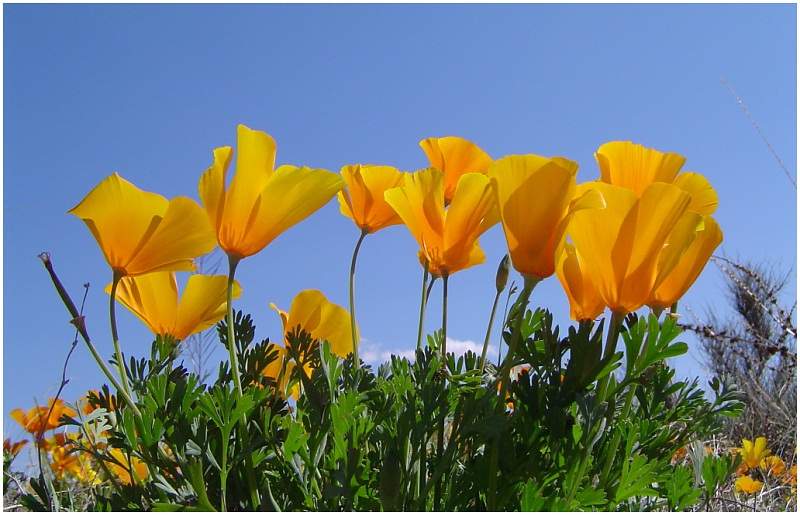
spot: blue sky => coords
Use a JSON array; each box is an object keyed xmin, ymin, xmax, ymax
[{"xmin": 4, "ymin": 4, "xmax": 796, "ymax": 449}]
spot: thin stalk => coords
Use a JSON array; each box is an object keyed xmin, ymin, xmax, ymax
[
  {"xmin": 496, "ymin": 282, "xmax": 516, "ymax": 367},
  {"xmin": 479, "ymin": 290, "xmax": 502, "ymax": 373},
  {"xmin": 596, "ymin": 312, "xmax": 624, "ymax": 401},
  {"xmin": 224, "ymin": 255, "xmax": 263, "ymax": 510},
  {"xmin": 109, "ymin": 272, "xmax": 133, "ymax": 398},
  {"xmin": 487, "ymin": 275, "xmax": 537, "ymax": 510},
  {"xmin": 38, "ymin": 254, "xmax": 142, "ymax": 418},
  {"xmin": 348, "ymin": 229, "xmax": 368, "ymax": 366},
  {"xmin": 226, "ymin": 256, "xmax": 243, "ymax": 396},
  {"xmin": 434, "ymin": 274, "xmax": 449, "ymax": 510},
  {"xmin": 416, "ymin": 265, "xmax": 430, "ymax": 350}
]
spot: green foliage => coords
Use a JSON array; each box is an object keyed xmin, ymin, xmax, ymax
[{"xmin": 21, "ymin": 306, "xmax": 745, "ymax": 511}]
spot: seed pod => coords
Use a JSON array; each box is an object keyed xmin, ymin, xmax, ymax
[{"xmin": 496, "ymin": 254, "xmax": 510, "ymax": 293}]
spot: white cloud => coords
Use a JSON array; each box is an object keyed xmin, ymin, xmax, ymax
[{"xmin": 358, "ymin": 336, "xmax": 498, "ymax": 366}]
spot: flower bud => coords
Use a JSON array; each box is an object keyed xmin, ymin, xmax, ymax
[{"xmin": 495, "ymin": 254, "xmax": 510, "ymax": 293}]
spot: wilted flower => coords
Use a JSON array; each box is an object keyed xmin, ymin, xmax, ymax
[
  {"xmin": 385, "ymin": 168, "xmax": 497, "ymax": 277},
  {"xmin": 10, "ymin": 399, "xmax": 77, "ymax": 437},
  {"xmin": 734, "ymin": 475, "xmax": 763, "ymax": 495},
  {"xmin": 69, "ymin": 173, "xmax": 216, "ymax": 277},
  {"xmin": 337, "ymin": 164, "xmax": 405, "ymax": 233},
  {"xmin": 489, "ymin": 154, "xmax": 603, "ymax": 280},
  {"xmin": 419, "ymin": 136, "xmax": 492, "ymax": 204},
  {"xmin": 108, "ymin": 272, "xmax": 241, "ymax": 342},
  {"xmin": 198, "ymin": 124, "xmax": 343, "ymax": 259}
]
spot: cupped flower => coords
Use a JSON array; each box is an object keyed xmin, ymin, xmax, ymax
[
  {"xmin": 596, "ymin": 141, "xmax": 718, "ymax": 215},
  {"xmin": 337, "ymin": 164, "xmax": 405, "ymax": 233},
  {"xmin": 69, "ymin": 174, "xmax": 217, "ymax": 276},
  {"xmin": 10, "ymin": 399, "xmax": 77, "ymax": 436},
  {"xmin": 198, "ymin": 124, "xmax": 344, "ymax": 259},
  {"xmin": 270, "ymin": 289, "xmax": 356, "ymax": 360},
  {"xmin": 384, "ymin": 168, "xmax": 497, "ymax": 277},
  {"xmin": 556, "ymin": 244, "xmax": 605, "ymax": 322},
  {"xmin": 739, "ymin": 437, "xmax": 771, "ymax": 471},
  {"xmin": 107, "ymin": 272, "xmax": 241, "ymax": 342},
  {"xmin": 489, "ymin": 154, "xmax": 604, "ymax": 279},
  {"xmin": 567, "ymin": 182, "xmax": 691, "ymax": 314},
  {"xmin": 648, "ymin": 215, "xmax": 723, "ymax": 310},
  {"xmin": 420, "ymin": 136, "xmax": 492, "ymax": 204}
]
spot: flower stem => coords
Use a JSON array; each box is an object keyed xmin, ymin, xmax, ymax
[
  {"xmin": 224, "ymin": 255, "xmax": 265, "ymax": 510},
  {"xmin": 487, "ymin": 275, "xmax": 537, "ymax": 510},
  {"xmin": 416, "ymin": 265, "xmax": 430, "ymax": 350},
  {"xmin": 348, "ymin": 229, "xmax": 368, "ymax": 366},
  {"xmin": 434, "ymin": 274, "xmax": 449, "ymax": 511},
  {"xmin": 479, "ymin": 290, "xmax": 502, "ymax": 373},
  {"xmin": 39, "ymin": 253, "xmax": 141, "ymax": 418},
  {"xmin": 226, "ymin": 256, "xmax": 243, "ymax": 396},
  {"xmin": 596, "ymin": 311, "xmax": 624, "ymax": 401},
  {"xmin": 109, "ymin": 272, "xmax": 133, "ymax": 399}
]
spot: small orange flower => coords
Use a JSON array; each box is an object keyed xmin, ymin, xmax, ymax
[
  {"xmin": 760, "ymin": 455, "xmax": 787, "ymax": 476},
  {"xmin": 81, "ymin": 390, "xmax": 118, "ymax": 415},
  {"xmin": 50, "ymin": 445, "xmax": 82, "ymax": 480},
  {"xmin": 739, "ymin": 437, "xmax": 771, "ymax": 471},
  {"xmin": 671, "ymin": 446, "xmax": 688, "ymax": 464},
  {"xmin": 3, "ymin": 438, "xmax": 28, "ymax": 459},
  {"xmin": 734, "ymin": 475, "xmax": 763, "ymax": 495},
  {"xmin": 10, "ymin": 399, "xmax": 77, "ymax": 437}
]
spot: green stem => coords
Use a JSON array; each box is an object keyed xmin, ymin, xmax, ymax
[
  {"xmin": 225, "ymin": 255, "xmax": 263, "ymax": 510},
  {"xmin": 226, "ymin": 257, "xmax": 243, "ymax": 396},
  {"xmin": 416, "ymin": 265, "xmax": 430, "ymax": 350},
  {"xmin": 479, "ymin": 290, "xmax": 502, "ymax": 373},
  {"xmin": 487, "ymin": 275, "xmax": 537, "ymax": 510},
  {"xmin": 434, "ymin": 274, "xmax": 449, "ymax": 510},
  {"xmin": 39, "ymin": 254, "xmax": 140, "ymax": 418},
  {"xmin": 109, "ymin": 272, "xmax": 134, "ymax": 399},
  {"xmin": 496, "ymin": 284, "xmax": 515, "ymax": 367},
  {"xmin": 348, "ymin": 229, "xmax": 368, "ymax": 367},
  {"xmin": 596, "ymin": 312, "xmax": 624, "ymax": 401}
]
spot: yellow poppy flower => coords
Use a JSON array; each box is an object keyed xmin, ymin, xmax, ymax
[
  {"xmin": 489, "ymin": 154, "xmax": 604, "ymax": 280},
  {"xmin": 761, "ymin": 455, "xmax": 787, "ymax": 476},
  {"xmin": 198, "ymin": 124, "xmax": 344, "ymax": 259},
  {"xmin": 648, "ymin": 215, "xmax": 723, "ymax": 310},
  {"xmin": 739, "ymin": 437, "xmax": 771, "ymax": 471},
  {"xmin": 270, "ymin": 289, "xmax": 355, "ymax": 360},
  {"xmin": 106, "ymin": 272, "xmax": 241, "ymax": 342},
  {"xmin": 734, "ymin": 475, "xmax": 763, "ymax": 495},
  {"xmin": 50, "ymin": 444, "xmax": 83, "ymax": 480},
  {"xmin": 567, "ymin": 182, "xmax": 691, "ymax": 314},
  {"xmin": 556, "ymin": 244, "xmax": 605, "ymax": 322},
  {"xmin": 69, "ymin": 173, "xmax": 216, "ymax": 277},
  {"xmin": 261, "ymin": 345, "xmax": 299, "ymax": 399},
  {"xmin": 10, "ymin": 399, "xmax": 77, "ymax": 436},
  {"xmin": 595, "ymin": 141, "xmax": 718, "ymax": 215},
  {"xmin": 337, "ymin": 164, "xmax": 405, "ymax": 233},
  {"xmin": 420, "ymin": 136, "xmax": 492, "ymax": 204},
  {"xmin": 384, "ymin": 168, "xmax": 497, "ymax": 277},
  {"xmin": 107, "ymin": 448, "xmax": 148, "ymax": 485}
]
